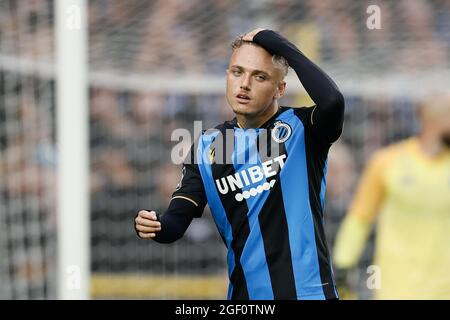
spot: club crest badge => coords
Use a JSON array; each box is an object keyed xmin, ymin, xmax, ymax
[{"xmin": 271, "ymin": 121, "xmax": 292, "ymax": 143}]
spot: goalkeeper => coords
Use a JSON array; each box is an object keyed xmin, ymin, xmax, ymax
[
  {"xmin": 135, "ymin": 28, "xmax": 344, "ymax": 300},
  {"xmin": 334, "ymin": 93, "xmax": 450, "ymax": 299}
]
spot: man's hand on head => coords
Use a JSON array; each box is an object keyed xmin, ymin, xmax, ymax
[{"xmin": 242, "ymin": 28, "xmax": 266, "ymax": 42}]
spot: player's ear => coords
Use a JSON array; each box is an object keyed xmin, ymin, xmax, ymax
[{"xmin": 275, "ymin": 81, "xmax": 287, "ymax": 99}]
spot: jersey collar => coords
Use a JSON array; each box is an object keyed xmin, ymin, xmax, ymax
[{"xmin": 229, "ymin": 106, "xmax": 288, "ymax": 130}]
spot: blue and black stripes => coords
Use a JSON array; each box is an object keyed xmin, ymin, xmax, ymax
[{"xmin": 196, "ymin": 107, "xmax": 338, "ymax": 300}]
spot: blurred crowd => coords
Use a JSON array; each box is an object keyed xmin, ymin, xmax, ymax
[
  {"xmin": 1, "ymin": 0, "xmax": 449, "ymax": 74},
  {"xmin": 88, "ymin": 0, "xmax": 450, "ymax": 74}
]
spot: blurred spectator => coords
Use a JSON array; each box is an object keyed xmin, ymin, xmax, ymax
[
  {"xmin": 395, "ymin": 0, "xmax": 448, "ymax": 71},
  {"xmin": 134, "ymin": 0, "xmax": 204, "ymax": 74},
  {"xmin": 334, "ymin": 92, "xmax": 450, "ymax": 299}
]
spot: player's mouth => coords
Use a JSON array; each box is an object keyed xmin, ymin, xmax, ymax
[{"xmin": 236, "ymin": 93, "xmax": 251, "ymax": 104}]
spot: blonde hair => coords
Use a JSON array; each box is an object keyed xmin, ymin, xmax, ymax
[{"xmin": 231, "ymin": 36, "xmax": 289, "ymax": 78}]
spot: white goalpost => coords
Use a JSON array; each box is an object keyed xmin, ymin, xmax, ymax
[{"xmin": 55, "ymin": 0, "xmax": 90, "ymax": 300}]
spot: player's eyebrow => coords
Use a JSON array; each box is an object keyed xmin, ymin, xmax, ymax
[{"xmin": 230, "ymin": 65, "xmax": 271, "ymax": 77}]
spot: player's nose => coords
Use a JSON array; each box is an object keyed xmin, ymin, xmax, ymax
[{"xmin": 240, "ymin": 74, "xmax": 251, "ymax": 91}]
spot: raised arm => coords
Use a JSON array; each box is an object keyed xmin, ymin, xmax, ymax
[
  {"xmin": 333, "ymin": 149, "xmax": 388, "ymax": 269},
  {"xmin": 250, "ymin": 29, "xmax": 345, "ymax": 143}
]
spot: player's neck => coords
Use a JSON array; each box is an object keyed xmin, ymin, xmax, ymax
[
  {"xmin": 236, "ymin": 103, "xmax": 279, "ymax": 129},
  {"xmin": 419, "ymin": 131, "xmax": 444, "ymax": 157}
]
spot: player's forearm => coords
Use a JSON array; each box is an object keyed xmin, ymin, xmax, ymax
[
  {"xmin": 152, "ymin": 198, "xmax": 198, "ymax": 244},
  {"xmin": 253, "ymin": 30, "xmax": 344, "ymax": 140},
  {"xmin": 333, "ymin": 213, "xmax": 372, "ymax": 269},
  {"xmin": 253, "ymin": 30, "xmax": 343, "ymax": 108}
]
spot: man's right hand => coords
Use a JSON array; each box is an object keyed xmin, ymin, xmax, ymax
[
  {"xmin": 242, "ymin": 28, "xmax": 266, "ymax": 42},
  {"xmin": 134, "ymin": 210, "xmax": 161, "ymax": 239}
]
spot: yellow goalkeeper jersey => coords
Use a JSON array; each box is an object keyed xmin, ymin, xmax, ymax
[{"xmin": 335, "ymin": 138, "xmax": 450, "ymax": 299}]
